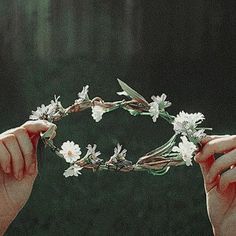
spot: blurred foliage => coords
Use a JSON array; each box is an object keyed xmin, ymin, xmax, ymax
[{"xmin": 0, "ymin": 0, "xmax": 235, "ymax": 235}]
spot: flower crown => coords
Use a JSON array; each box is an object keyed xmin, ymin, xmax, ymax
[{"xmin": 30, "ymin": 79, "xmax": 211, "ymax": 177}]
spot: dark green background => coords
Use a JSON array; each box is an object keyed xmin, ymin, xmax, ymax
[{"xmin": 0, "ymin": 0, "xmax": 235, "ymax": 235}]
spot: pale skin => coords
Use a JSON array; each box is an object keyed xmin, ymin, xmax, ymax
[
  {"xmin": 0, "ymin": 120, "xmax": 54, "ymax": 235},
  {"xmin": 195, "ymin": 135, "xmax": 236, "ymax": 236},
  {"xmin": 0, "ymin": 122, "xmax": 235, "ymax": 236}
]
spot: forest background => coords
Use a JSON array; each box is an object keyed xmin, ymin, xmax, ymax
[{"xmin": 0, "ymin": 0, "xmax": 235, "ymax": 235}]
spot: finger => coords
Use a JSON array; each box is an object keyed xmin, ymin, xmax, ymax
[
  {"xmin": 23, "ymin": 120, "xmax": 56, "ymax": 152},
  {"xmin": 200, "ymin": 135, "xmax": 231, "ymax": 145},
  {"xmin": 21, "ymin": 120, "xmax": 55, "ymax": 135},
  {"xmin": 0, "ymin": 141, "xmax": 11, "ymax": 173},
  {"xmin": 196, "ymin": 135, "xmax": 236, "ymax": 163},
  {"xmin": 195, "ymin": 135, "xmax": 228, "ymax": 163},
  {"xmin": 195, "ymin": 137, "xmax": 216, "ymax": 190},
  {"xmin": 195, "ymin": 135, "xmax": 233, "ymax": 192},
  {"xmin": 219, "ymin": 168, "xmax": 236, "ymax": 192},
  {"xmin": 12, "ymin": 127, "xmax": 35, "ymax": 175},
  {"xmin": 206, "ymin": 149, "xmax": 236, "ymax": 184},
  {"xmin": 0, "ymin": 120, "xmax": 54, "ymax": 138},
  {"xmin": 195, "ymin": 135, "xmax": 232, "ymax": 163},
  {"xmin": 2, "ymin": 134, "xmax": 24, "ymax": 180},
  {"xmin": 195, "ymin": 153, "xmax": 216, "ymax": 192}
]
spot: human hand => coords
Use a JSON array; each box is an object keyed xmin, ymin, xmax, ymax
[
  {"xmin": 0, "ymin": 120, "xmax": 55, "ymax": 235},
  {"xmin": 195, "ymin": 135, "xmax": 236, "ymax": 236}
]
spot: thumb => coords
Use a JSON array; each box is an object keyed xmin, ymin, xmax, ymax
[
  {"xmin": 21, "ymin": 120, "xmax": 53, "ymax": 135},
  {"xmin": 21, "ymin": 120, "xmax": 55, "ymax": 150}
]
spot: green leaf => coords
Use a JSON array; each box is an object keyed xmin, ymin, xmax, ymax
[
  {"xmin": 159, "ymin": 111, "xmax": 175, "ymax": 123},
  {"xmin": 117, "ymin": 79, "xmax": 148, "ymax": 104},
  {"xmin": 128, "ymin": 110, "xmax": 140, "ymax": 116},
  {"xmin": 148, "ymin": 166, "xmax": 170, "ymax": 176},
  {"xmin": 146, "ymin": 134, "xmax": 177, "ymax": 156}
]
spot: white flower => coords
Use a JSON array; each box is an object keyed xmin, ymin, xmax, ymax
[
  {"xmin": 172, "ymin": 136, "xmax": 197, "ymax": 166},
  {"xmin": 91, "ymin": 105, "xmax": 106, "ymax": 122},
  {"xmin": 29, "ymin": 96, "xmax": 64, "ymax": 121},
  {"xmin": 173, "ymin": 111, "xmax": 205, "ymax": 135},
  {"xmin": 63, "ymin": 164, "xmax": 83, "ymax": 178},
  {"xmin": 78, "ymin": 85, "xmax": 89, "ymax": 100},
  {"xmin": 148, "ymin": 94, "xmax": 171, "ymax": 122},
  {"xmin": 149, "ymin": 101, "xmax": 160, "ymax": 122},
  {"xmin": 192, "ymin": 129, "xmax": 206, "ymax": 140},
  {"xmin": 59, "ymin": 141, "xmax": 82, "ymax": 163},
  {"xmin": 188, "ymin": 129, "xmax": 206, "ymax": 143},
  {"xmin": 110, "ymin": 144, "xmax": 127, "ymax": 163},
  {"xmin": 50, "ymin": 95, "xmax": 64, "ymax": 111},
  {"xmin": 29, "ymin": 104, "xmax": 49, "ymax": 120},
  {"xmin": 151, "ymin": 94, "xmax": 172, "ymax": 110},
  {"xmin": 84, "ymin": 144, "xmax": 102, "ymax": 164}
]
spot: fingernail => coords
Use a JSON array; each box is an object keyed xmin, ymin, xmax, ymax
[
  {"xmin": 28, "ymin": 163, "xmax": 36, "ymax": 175},
  {"xmin": 18, "ymin": 170, "xmax": 23, "ymax": 180}
]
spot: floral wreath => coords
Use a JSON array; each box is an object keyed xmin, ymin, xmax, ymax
[{"xmin": 30, "ymin": 79, "xmax": 211, "ymax": 178}]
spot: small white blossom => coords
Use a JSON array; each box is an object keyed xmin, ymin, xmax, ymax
[
  {"xmin": 110, "ymin": 144, "xmax": 127, "ymax": 163},
  {"xmin": 84, "ymin": 144, "xmax": 102, "ymax": 164},
  {"xmin": 63, "ymin": 164, "xmax": 83, "ymax": 178},
  {"xmin": 173, "ymin": 111, "xmax": 205, "ymax": 135},
  {"xmin": 29, "ymin": 104, "xmax": 49, "ymax": 120},
  {"xmin": 189, "ymin": 129, "xmax": 206, "ymax": 143},
  {"xmin": 91, "ymin": 105, "xmax": 105, "ymax": 122},
  {"xmin": 50, "ymin": 96, "xmax": 64, "ymax": 111},
  {"xmin": 148, "ymin": 94, "xmax": 171, "ymax": 122},
  {"xmin": 151, "ymin": 94, "xmax": 172, "ymax": 110},
  {"xmin": 29, "ymin": 96, "xmax": 64, "ymax": 121},
  {"xmin": 60, "ymin": 141, "xmax": 82, "ymax": 163},
  {"xmin": 149, "ymin": 102, "xmax": 160, "ymax": 122},
  {"xmin": 172, "ymin": 136, "xmax": 197, "ymax": 166},
  {"xmin": 78, "ymin": 85, "xmax": 89, "ymax": 101}
]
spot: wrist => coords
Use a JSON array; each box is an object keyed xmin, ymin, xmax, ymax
[
  {"xmin": 212, "ymin": 226, "xmax": 221, "ymax": 236},
  {"xmin": 212, "ymin": 224, "xmax": 236, "ymax": 236},
  {"xmin": 0, "ymin": 202, "xmax": 19, "ymax": 235},
  {"xmin": 0, "ymin": 213, "xmax": 17, "ymax": 235}
]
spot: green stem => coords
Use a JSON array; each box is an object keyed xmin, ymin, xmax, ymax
[
  {"xmin": 196, "ymin": 127, "xmax": 213, "ymax": 131},
  {"xmin": 160, "ymin": 112, "xmax": 175, "ymax": 124}
]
